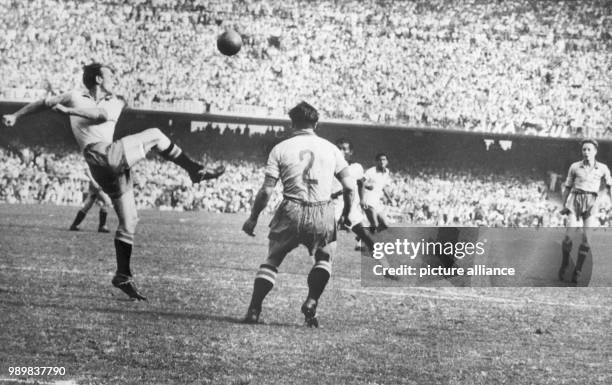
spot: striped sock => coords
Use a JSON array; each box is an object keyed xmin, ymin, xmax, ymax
[
  {"xmin": 307, "ymin": 260, "xmax": 332, "ymax": 301},
  {"xmin": 248, "ymin": 264, "xmax": 278, "ymax": 310},
  {"xmin": 159, "ymin": 143, "xmax": 200, "ymax": 174}
]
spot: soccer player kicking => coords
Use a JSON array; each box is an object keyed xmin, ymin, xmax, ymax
[
  {"xmin": 362, "ymin": 153, "xmax": 393, "ymax": 233},
  {"xmin": 331, "ymin": 138, "xmax": 398, "ymax": 280},
  {"xmin": 241, "ymin": 102, "xmax": 355, "ymax": 327},
  {"xmin": 70, "ymin": 167, "xmax": 113, "ymax": 232},
  {"xmin": 2, "ymin": 63, "xmax": 225, "ymax": 300},
  {"xmin": 559, "ymin": 139, "xmax": 612, "ymax": 285}
]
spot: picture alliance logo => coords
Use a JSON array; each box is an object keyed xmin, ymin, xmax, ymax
[{"xmin": 371, "ymin": 239, "xmax": 488, "ymax": 260}]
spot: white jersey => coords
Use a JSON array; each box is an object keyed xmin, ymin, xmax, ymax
[
  {"xmin": 265, "ymin": 130, "xmax": 348, "ymax": 203},
  {"xmin": 44, "ymin": 91, "xmax": 125, "ymax": 151},
  {"xmin": 363, "ymin": 166, "xmax": 391, "ymax": 208},
  {"xmin": 333, "ymin": 162, "xmax": 365, "ymax": 226}
]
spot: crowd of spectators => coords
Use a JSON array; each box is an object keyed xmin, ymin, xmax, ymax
[
  {"xmin": 3, "ymin": 145, "xmax": 611, "ymax": 227},
  {"xmin": 1, "ymin": 0, "xmax": 610, "ymax": 137}
]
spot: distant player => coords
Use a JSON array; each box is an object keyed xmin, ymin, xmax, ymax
[
  {"xmin": 70, "ymin": 167, "xmax": 112, "ymax": 233},
  {"xmin": 2, "ymin": 63, "xmax": 225, "ymax": 300},
  {"xmin": 331, "ymin": 139, "xmax": 398, "ymax": 279},
  {"xmin": 559, "ymin": 139, "xmax": 612, "ymax": 284},
  {"xmin": 241, "ymin": 102, "xmax": 355, "ymax": 327},
  {"xmin": 362, "ymin": 153, "xmax": 393, "ymax": 232}
]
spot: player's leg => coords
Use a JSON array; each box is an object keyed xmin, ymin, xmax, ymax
[
  {"xmin": 119, "ymin": 128, "xmax": 224, "ymax": 183},
  {"xmin": 70, "ymin": 189, "xmax": 96, "ymax": 230},
  {"xmin": 352, "ymin": 223, "xmax": 398, "ymax": 280},
  {"xmin": 560, "ymin": 193, "xmax": 580, "ymax": 281},
  {"xmin": 96, "ymin": 190, "xmax": 112, "ymax": 233},
  {"xmin": 243, "ymin": 238, "xmax": 297, "ymax": 323},
  {"xmin": 110, "ymin": 183, "xmax": 146, "ymax": 300},
  {"xmin": 560, "ymin": 215, "xmax": 578, "ymax": 282},
  {"xmin": 301, "ymin": 243, "xmax": 335, "ymax": 328},
  {"xmin": 375, "ymin": 211, "xmax": 390, "ymax": 232},
  {"xmin": 363, "ymin": 206, "xmax": 379, "ymax": 233},
  {"xmin": 572, "ymin": 206, "xmax": 597, "ymax": 284}
]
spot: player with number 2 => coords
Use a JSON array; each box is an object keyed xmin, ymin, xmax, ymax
[{"xmin": 241, "ymin": 101, "xmax": 355, "ymax": 327}]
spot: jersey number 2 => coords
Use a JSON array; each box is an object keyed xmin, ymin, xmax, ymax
[{"xmin": 300, "ymin": 150, "xmax": 318, "ymax": 185}]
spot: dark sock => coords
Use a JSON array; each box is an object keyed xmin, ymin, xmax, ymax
[
  {"xmin": 576, "ymin": 243, "xmax": 589, "ymax": 272},
  {"xmin": 159, "ymin": 143, "xmax": 200, "ymax": 174},
  {"xmin": 99, "ymin": 210, "xmax": 107, "ymax": 229},
  {"xmin": 307, "ymin": 261, "xmax": 331, "ymax": 301},
  {"xmin": 71, "ymin": 210, "xmax": 86, "ymax": 228},
  {"xmin": 353, "ymin": 224, "xmax": 374, "ymax": 250},
  {"xmin": 114, "ymin": 239, "xmax": 132, "ymax": 276},
  {"xmin": 249, "ymin": 264, "xmax": 277, "ymax": 310},
  {"xmin": 561, "ymin": 238, "xmax": 572, "ymax": 268}
]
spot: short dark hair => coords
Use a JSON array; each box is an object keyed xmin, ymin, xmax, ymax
[
  {"xmin": 288, "ymin": 101, "xmax": 319, "ymax": 129},
  {"xmin": 375, "ymin": 152, "xmax": 387, "ymax": 160},
  {"xmin": 82, "ymin": 63, "xmax": 112, "ymax": 89},
  {"xmin": 335, "ymin": 137, "xmax": 353, "ymax": 150},
  {"xmin": 581, "ymin": 139, "xmax": 598, "ymax": 149}
]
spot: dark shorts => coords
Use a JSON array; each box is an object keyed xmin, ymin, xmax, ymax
[
  {"xmin": 83, "ymin": 142, "xmax": 132, "ymax": 199},
  {"xmin": 567, "ymin": 190, "xmax": 598, "ymax": 220},
  {"xmin": 269, "ymin": 199, "xmax": 337, "ymax": 256}
]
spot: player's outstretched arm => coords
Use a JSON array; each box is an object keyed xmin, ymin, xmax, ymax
[
  {"xmin": 2, "ymin": 99, "xmax": 48, "ymax": 127},
  {"xmin": 2, "ymin": 93, "xmax": 78, "ymax": 127},
  {"xmin": 52, "ymin": 104, "xmax": 109, "ymax": 123},
  {"xmin": 242, "ymin": 175, "xmax": 277, "ymax": 236}
]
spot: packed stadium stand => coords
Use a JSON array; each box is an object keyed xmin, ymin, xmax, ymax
[{"xmin": 1, "ymin": 0, "xmax": 610, "ymax": 137}]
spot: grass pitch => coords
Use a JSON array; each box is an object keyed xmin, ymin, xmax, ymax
[{"xmin": 0, "ymin": 204, "xmax": 611, "ymax": 385}]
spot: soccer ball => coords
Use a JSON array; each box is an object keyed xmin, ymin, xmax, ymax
[{"xmin": 217, "ymin": 30, "xmax": 242, "ymax": 56}]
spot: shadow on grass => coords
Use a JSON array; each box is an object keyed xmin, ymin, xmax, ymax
[{"xmin": 0, "ymin": 298, "xmax": 300, "ymax": 328}]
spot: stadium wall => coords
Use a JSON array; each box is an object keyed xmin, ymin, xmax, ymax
[{"xmin": 1, "ymin": 101, "xmax": 609, "ymax": 173}]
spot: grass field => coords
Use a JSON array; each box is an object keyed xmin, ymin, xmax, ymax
[{"xmin": 1, "ymin": 203, "xmax": 611, "ymax": 385}]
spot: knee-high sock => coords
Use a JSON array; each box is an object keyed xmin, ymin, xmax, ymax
[
  {"xmin": 71, "ymin": 210, "xmax": 86, "ymax": 228},
  {"xmin": 248, "ymin": 264, "xmax": 277, "ymax": 310},
  {"xmin": 561, "ymin": 238, "xmax": 573, "ymax": 268},
  {"xmin": 307, "ymin": 260, "xmax": 332, "ymax": 301},
  {"xmin": 576, "ymin": 243, "xmax": 589, "ymax": 272},
  {"xmin": 99, "ymin": 209, "xmax": 107, "ymax": 229},
  {"xmin": 158, "ymin": 143, "xmax": 200, "ymax": 174},
  {"xmin": 353, "ymin": 224, "xmax": 374, "ymax": 250},
  {"xmin": 114, "ymin": 238, "xmax": 132, "ymax": 276}
]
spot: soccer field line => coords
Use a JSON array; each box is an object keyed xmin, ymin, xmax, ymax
[{"xmin": 2, "ymin": 264, "xmax": 611, "ymax": 310}]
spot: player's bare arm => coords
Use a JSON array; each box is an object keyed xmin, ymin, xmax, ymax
[
  {"xmin": 2, "ymin": 99, "xmax": 51, "ymax": 127},
  {"xmin": 52, "ymin": 104, "xmax": 109, "ymax": 123},
  {"xmin": 242, "ymin": 175, "xmax": 277, "ymax": 236},
  {"xmin": 560, "ymin": 165, "xmax": 574, "ymax": 215}
]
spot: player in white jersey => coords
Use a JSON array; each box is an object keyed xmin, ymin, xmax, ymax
[
  {"xmin": 332, "ymin": 139, "xmax": 398, "ymax": 280},
  {"xmin": 2, "ymin": 63, "xmax": 225, "ymax": 300},
  {"xmin": 241, "ymin": 102, "xmax": 355, "ymax": 327},
  {"xmin": 69, "ymin": 166, "xmax": 113, "ymax": 232},
  {"xmin": 559, "ymin": 139, "xmax": 612, "ymax": 284},
  {"xmin": 362, "ymin": 153, "xmax": 393, "ymax": 232}
]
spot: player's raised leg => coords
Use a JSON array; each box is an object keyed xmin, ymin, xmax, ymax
[{"xmin": 120, "ymin": 128, "xmax": 225, "ymax": 182}]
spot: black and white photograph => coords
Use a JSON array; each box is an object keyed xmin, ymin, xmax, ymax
[{"xmin": 1, "ymin": 0, "xmax": 611, "ymax": 384}]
